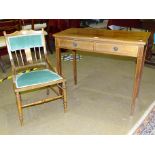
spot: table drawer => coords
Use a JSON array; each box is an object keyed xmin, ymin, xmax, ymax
[
  {"xmin": 95, "ymin": 43, "xmax": 139, "ymax": 57},
  {"xmin": 58, "ymin": 39, "xmax": 94, "ymax": 51}
]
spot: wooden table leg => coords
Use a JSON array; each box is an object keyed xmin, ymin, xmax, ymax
[
  {"xmin": 56, "ymin": 47, "xmax": 62, "ymax": 75},
  {"xmin": 137, "ymin": 44, "xmax": 148, "ymax": 92},
  {"xmin": 56, "ymin": 47, "xmax": 63, "ymax": 94},
  {"xmin": 72, "ymin": 50, "xmax": 77, "ymax": 85},
  {"xmin": 131, "ymin": 47, "xmax": 145, "ymax": 115}
]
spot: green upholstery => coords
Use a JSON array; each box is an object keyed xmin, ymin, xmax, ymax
[
  {"xmin": 9, "ymin": 35, "xmax": 42, "ymax": 51},
  {"xmin": 16, "ymin": 69, "xmax": 62, "ymax": 88}
]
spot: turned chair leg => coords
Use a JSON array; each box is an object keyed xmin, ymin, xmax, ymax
[
  {"xmin": 62, "ymin": 81, "xmax": 67, "ymax": 112},
  {"xmin": 16, "ymin": 92, "xmax": 23, "ymax": 126}
]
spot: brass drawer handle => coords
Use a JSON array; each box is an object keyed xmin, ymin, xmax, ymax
[
  {"xmin": 113, "ymin": 46, "xmax": 118, "ymax": 51},
  {"xmin": 73, "ymin": 42, "xmax": 78, "ymax": 47}
]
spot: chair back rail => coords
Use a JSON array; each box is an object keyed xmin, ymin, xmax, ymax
[{"xmin": 4, "ymin": 29, "xmax": 47, "ymax": 69}]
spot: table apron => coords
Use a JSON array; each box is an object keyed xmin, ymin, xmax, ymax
[{"xmin": 56, "ymin": 38, "xmax": 140, "ymax": 58}]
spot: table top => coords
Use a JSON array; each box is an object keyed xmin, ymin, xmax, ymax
[{"xmin": 53, "ymin": 28, "xmax": 150, "ymax": 45}]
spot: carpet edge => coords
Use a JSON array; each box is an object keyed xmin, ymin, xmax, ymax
[{"xmin": 127, "ymin": 101, "xmax": 155, "ymax": 135}]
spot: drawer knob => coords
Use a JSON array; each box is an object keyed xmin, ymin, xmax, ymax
[
  {"xmin": 73, "ymin": 42, "xmax": 77, "ymax": 47},
  {"xmin": 113, "ymin": 47, "xmax": 118, "ymax": 51}
]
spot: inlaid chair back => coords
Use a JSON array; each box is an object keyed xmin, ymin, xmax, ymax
[{"xmin": 4, "ymin": 29, "xmax": 47, "ymax": 69}]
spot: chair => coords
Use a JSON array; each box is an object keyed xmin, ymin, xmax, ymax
[
  {"xmin": 0, "ymin": 19, "xmax": 21, "ymax": 72},
  {"xmin": 4, "ymin": 28, "xmax": 67, "ymax": 125}
]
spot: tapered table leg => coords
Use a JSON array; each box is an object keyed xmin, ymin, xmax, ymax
[
  {"xmin": 137, "ymin": 44, "xmax": 148, "ymax": 96},
  {"xmin": 131, "ymin": 46, "xmax": 145, "ymax": 115},
  {"xmin": 72, "ymin": 50, "xmax": 77, "ymax": 85},
  {"xmin": 56, "ymin": 47, "xmax": 63, "ymax": 95},
  {"xmin": 56, "ymin": 47, "xmax": 62, "ymax": 75}
]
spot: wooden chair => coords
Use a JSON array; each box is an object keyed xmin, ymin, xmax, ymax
[
  {"xmin": 0, "ymin": 19, "xmax": 21, "ymax": 72},
  {"xmin": 4, "ymin": 28, "xmax": 67, "ymax": 125}
]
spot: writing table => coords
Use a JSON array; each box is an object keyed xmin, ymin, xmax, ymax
[{"xmin": 53, "ymin": 28, "xmax": 150, "ymax": 114}]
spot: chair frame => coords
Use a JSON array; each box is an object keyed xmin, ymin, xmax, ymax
[{"xmin": 4, "ymin": 29, "xmax": 67, "ymax": 125}]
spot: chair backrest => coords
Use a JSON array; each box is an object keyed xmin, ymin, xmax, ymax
[{"xmin": 4, "ymin": 29, "xmax": 47, "ymax": 69}]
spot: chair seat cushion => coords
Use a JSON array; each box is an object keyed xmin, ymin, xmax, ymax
[{"xmin": 16, "ymin": 69, "xmax": 62, "ymax": 88}]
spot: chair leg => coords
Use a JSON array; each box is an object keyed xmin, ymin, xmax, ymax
[
  {"xmin": 16, "ymin": 92, "xmax": 23, "ymax": 126},
  {"xmin": 62, "ymin": 81, "xmax": 67, "ymax": 112}
]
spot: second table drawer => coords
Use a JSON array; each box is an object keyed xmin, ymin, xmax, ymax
[{"xmin": 95, "ymin": 43, "xmax": 139, "ymax": 57}]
